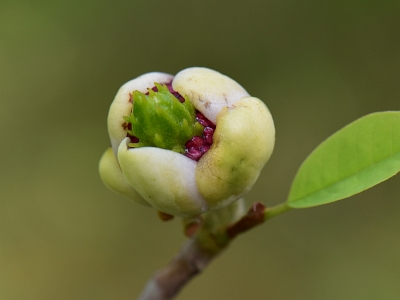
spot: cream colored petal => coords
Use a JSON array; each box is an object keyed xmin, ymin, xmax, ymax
[
  {"xmin": 99, "ymin": 148, "xmax": 150, "ymax": 206},
  {"xmin": 118, "ymin": 138, "xmax": 208, "ymax": 217},
  {"xmin": 196, "ymin": 97, "xmax": 275, "ymax": 209},
  {"xmin": 108, "ymin": 72, "xmax": 174, "ymax": 156},
  {"xmin": 171, "ymin": 67, "xmax": 249, "ymax": 124}
]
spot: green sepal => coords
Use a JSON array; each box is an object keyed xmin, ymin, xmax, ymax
[{"xmin": 124, "ymin": 83, "xmax": 204, "ymax": 153}]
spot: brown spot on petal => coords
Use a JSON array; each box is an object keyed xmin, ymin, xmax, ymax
[{"xmin": 158, "ymin": 210, "xmax": 174, "ymax": 221}]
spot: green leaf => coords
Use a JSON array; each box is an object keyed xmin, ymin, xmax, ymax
[{"xmin": 287, "ymin": 111, "xmax": 400, "ymax": 208}]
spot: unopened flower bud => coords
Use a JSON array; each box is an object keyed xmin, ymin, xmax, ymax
[{"xmin": 99, "ymin": 67, "xmax": 275, "ymax": 217}]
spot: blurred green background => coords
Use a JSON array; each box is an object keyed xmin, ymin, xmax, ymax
[{"xmin": 1, "ymin": 0, "xmax": 399, "ymax": 299}]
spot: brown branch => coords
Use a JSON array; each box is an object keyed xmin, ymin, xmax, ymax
[
  {"xmin": 138, "ymin": 202, "xmax": 266, "ymax": 300},
  {"xmin": 137, "ymin": 234, "xmax": 220, "ymax": 300},
  {"xmin": 226, "ymin": 202, "xmax": 266, "ymax": 239}
]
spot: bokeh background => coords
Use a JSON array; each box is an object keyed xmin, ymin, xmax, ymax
[{"xmin": 1, "ymin": 1, "xmax": 399, "ymax": 299}]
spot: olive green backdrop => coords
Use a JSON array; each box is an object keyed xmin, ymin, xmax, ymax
[{"xmin": 1, "ymin": 1, "xmax": 399, "ymax": 299}]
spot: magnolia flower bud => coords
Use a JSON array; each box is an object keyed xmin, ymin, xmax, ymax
[{"xmin": 99, "ymin": 67, "xmax": 275, "ymax": 217}]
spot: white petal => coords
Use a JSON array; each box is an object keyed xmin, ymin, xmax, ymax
[
  {"xmin": 117, "ymin": 138, "xmax": 208, "ymax": 217},
  {"xmin": 108, "ymin": 72, "xmax": 174, "ymax": 156},
  {"xmin": 99, "ymin": 148, "xmax": 150, "ymax": 206},
  {"xmin": 172, "ymin": 67, "xmax": 249, "ymax": 123},
  {"xmin": 196, "ymin": 97, "xmax": 275, "ymax": 208}
]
